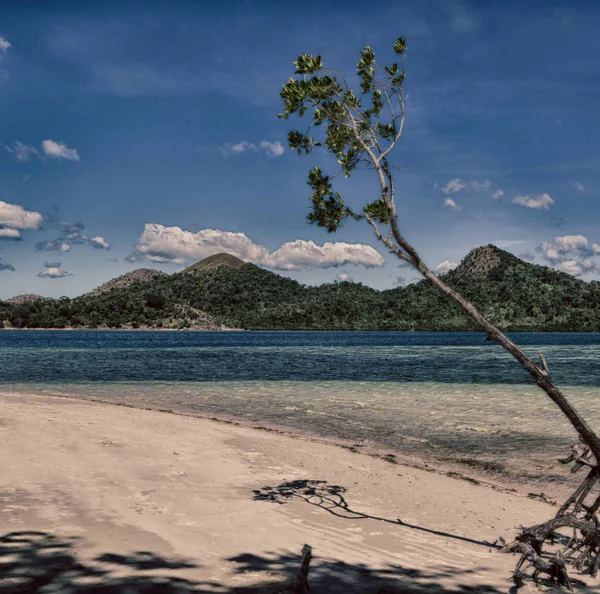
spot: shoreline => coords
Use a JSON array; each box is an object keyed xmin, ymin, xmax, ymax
[{"xmin": 2, "ymin": 388, "xmax": 575, "ymax": 502}]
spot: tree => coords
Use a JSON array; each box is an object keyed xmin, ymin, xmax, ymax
[{"xmin": 279, "ymin": 38, "xmax": 600, "ymax": 588}]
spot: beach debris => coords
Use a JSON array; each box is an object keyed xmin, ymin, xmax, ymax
[
  {"xmin": 500, "ymin": 441, "xmax": 600, "ymax": 588},
  {"xmin": 527, "ymin": 492, "xmax": 556, "ymax": 505},
  {"xmin": 294, "ymin": 544, "xmax": 312, "ymax": 594}
]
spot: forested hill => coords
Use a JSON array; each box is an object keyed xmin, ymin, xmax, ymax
[{"xmin": 1, "ymin": 245, "xmax": 600, "ymax": 331}]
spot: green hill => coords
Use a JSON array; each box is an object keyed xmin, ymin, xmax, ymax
[
  {"xmin": 181, "ymin": 253, "xmax": 245, "ymax": 274},
  {"xmin": 2, "ymin": 245, "xmax": 600, "ymax": 330}
]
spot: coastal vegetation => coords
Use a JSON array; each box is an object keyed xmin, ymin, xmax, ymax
[{"xmin": 2, "ymin": 246, "xmax": 600, "ymax": 331}]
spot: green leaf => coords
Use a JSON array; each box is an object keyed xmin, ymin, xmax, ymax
[
  {"xmin": 393, "ymin": 37, "xmax": 407, "ymax": 54},
  {"xmin": 363, "ymin": 199, "xmax": 390, "ymax": 224},
  {"xmin": 293, "ymin": 54, "xmax": 324, "ymax": 74},
  {"xmin": 307, "ymin": 167, "xmax": 351, "ymax": 233}
]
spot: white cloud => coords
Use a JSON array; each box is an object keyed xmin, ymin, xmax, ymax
[
  {"xmin": 573, "ymin": 181, "xmax": 585, "ymax": 192},
  {"xmin": 336, "ymin": 272, "xmax": 353, "ymax": 282},
  {"xmin": 538, "ymin": 235, "xmax": 592, "ymax": 262},
  {"xmin": 221, "ymin": 140, "xmax": 285, "ymax": 158},
  {"xmin": 0, "ymin": 201, "xmax": 43, "ymax": 230},
  {"xmin": 132, "ymin": 224, "xmax": 385, "ymax": 270},
  {"xmin": 4, "ymin": 142, "xmax": 39, "ymax": 162},
  {"xmin": 265, "ymin": 239, "xmax": 384, "ymax": 270},
  {"xmin": 513, "ymin": 193, "xmax": 554, "ymax": 209},
  {"xmin": 443, "ymin": 198, "xmax": 461, "ymax": 211},
  {"xmin": 35, "ymin": 239, "xmax": 71, "ymax": 253},
  {"xmin": 0, "ymin": 228, "xmax": 21, "ymax": 239},
  {"xmin": 37, "ymin": 267, "xmax": 72, "ymax": 278},
  {"xmin": 435, "ymin": 260, "xmax": 458, "ymax": 274},
  {"xmin": 89, "ymin": 236, "xmax": 111, "ymax": 250},
  {"xmin": 441, "ymin": 179, "xmax": 466, "ymax": 194},
  {"xmin": 537, "ymin": 235, "xmax": 600, "ymax": 276},
  {"xmin": 134, "ymin": 224, "xmax": 269, "ymax": 265},
  {"xmin": 41, "ymin": 140, "xmax": 80, "ymax": 162},
  {"xmin": 492, "ymin": 189, "xmax": 504, "ymax": 200},
  {"xmin": 441, "ymin": 179, "xmax": 492, "ymax": 194},
  {"xmin": 222, "ymin": 141, "xmax": 257, "ymax": 155},
  {"xmin": 260, "ymin": 140, "xmax": 285, "ymax": 158},
  {"xmin": 559, "ymin": 260, "xmax": 597, "ymax": 277},
  {"xmin": 0, "ymin": 37, "xmax": 10, "ymax": 53}
]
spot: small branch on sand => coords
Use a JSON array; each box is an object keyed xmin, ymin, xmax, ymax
[{"xmin": 294, "ymin": 544, "xmax": 312, "ymax": 594}]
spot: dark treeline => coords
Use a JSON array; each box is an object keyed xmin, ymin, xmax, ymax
[{"xmin": 1, "ymin": 246, "xmax": 600, "ymax": 331}]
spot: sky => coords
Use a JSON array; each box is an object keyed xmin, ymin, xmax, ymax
[{"xmin": 0, "ymin": 0, "xmax": 599, "ymax": 298}]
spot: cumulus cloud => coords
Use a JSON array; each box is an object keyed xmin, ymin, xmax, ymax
[
  {"xmin": 133, "ymin": 224, "xmax": 269, "ymax": 265},
  {"xmin": 443, "ymin": 198, "xmax": 462, "ymax": 211},
  {"xmin": 559, "ymin": 259, "xmax": 597, "ymax": 277},
  {"xmin": 260, "ymin": 140, "xmax": 285, "ymax": 158},
  {"xmin": 513, "ymin": 193, "xmax": 554, "ymax": 209},
  {"xmin": 441, "ymin": 179, "xmax": 492, "ymax": 194},
  {"xmin": 41, "ymin": 140, "xmax": 80, "ymax": 162},
  {"xmin": 435, "ymin": 260, "xmax": 458, "ymax": 274},
  {"xmin": 573, "ymin": 181, "xmax": 585, "ymax": 192},
  {"xmin": 336, "ymin": 272, "xmax": 353, "ymax": 282},
  {"xmin": 130, "ymin": 224, "xmax": 385, "ymax": 271},
  {"xmin": 35, "ymin": 239, "xmax": 71, "ymax": 253},
  {"xmin": 4, "ymin": 142, "xmax": 39, "ymax": 162},
  {"xmin": 37, "ymin": 266, "xmax": 72, "ymax": 278},
  {"xmin": 537, "ymin": 235, "xmax": 600, "ymax": 276},
  {"xmin": 0, "ymin": 201, "xmax": 43, "ymax": 230},
  {"xmin": 0, "ymin": 227, "xmax": 21, "ymax": 239},
  {"xmin": 0, "ymin": 259, "xmax": 15, "ymax": 272},
  {"xmin": 493, "ymin": 189, "xmax": 504, "ymax": 200},
  {"xmin": 43, "ymin": 261, "xmax": 62, "ymax": 269},
  {"xmin": 538, "ymin": 235, "xmax": 595, "ymax": 262},
  {"xmin": 89, "ymin": 236, "xmax": 111, "ymax": 249},
  {"xmin": 0, "ymin": 37, "xmax": 10, "ymax": 53},
  {"xmin": 265, "ymin": 240, "xmax": 384, "ymax": 270}
]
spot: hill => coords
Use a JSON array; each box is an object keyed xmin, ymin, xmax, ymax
[
  {"xmin": 181, "ymin": 253, "xmax": 245, "ymax": 274},
  {"xmin": 89, "ymin": 268, "xmax": 166, "ymax": 297},
  {"xmin": 5, "ymin": 294, "xmax": 53, "ymax": 305},
  {"xmin": 1, "ymin": 245, "xmax": 600, "ymax": 331}
]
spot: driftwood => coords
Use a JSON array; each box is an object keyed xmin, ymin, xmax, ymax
[
  {"xmin": 498, "ymin": 441, "xmax": 600, "ymax": 587},
  {"xmin": 294, "ymin": 544, "xmax": 312, "ymax": 594}
]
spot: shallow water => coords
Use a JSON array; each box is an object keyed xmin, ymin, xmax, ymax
[{"xmin": 2, "ymin": 330, "xmax": 600, "ymax": 484}]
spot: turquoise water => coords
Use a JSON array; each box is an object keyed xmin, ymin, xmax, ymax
[{"xmin": 2, "ymin": 330, "xmax": 600, "ymax": 484}]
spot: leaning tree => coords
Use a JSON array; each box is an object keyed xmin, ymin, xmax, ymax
[{"xmin": 279, "ymin": 37, "xmax": 600, "ymax": 589}]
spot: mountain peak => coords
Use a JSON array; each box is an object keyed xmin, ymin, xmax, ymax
[
  {"xmin": 182, "ymin": 253, "xmax": 246, "ymax": 274},
  {"xmin": 453, "ymin": 244, "xmax": 520, "ymax": 280}
]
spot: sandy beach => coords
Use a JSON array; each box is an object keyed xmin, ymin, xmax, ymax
[{"xmin": 0, "ymin": 390, "xmax": 597, "ymax": 593}]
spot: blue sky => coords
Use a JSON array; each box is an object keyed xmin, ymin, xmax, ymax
[{"xmin": 0, "ymin": 0, "xmax": 599, "ymax": 298}]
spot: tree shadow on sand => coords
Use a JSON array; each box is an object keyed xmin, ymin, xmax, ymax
[
  {"xmin": 0, "ymin": 529, "xmax": 510, "ymax": 593},
  {"xmin": 252, "ymin": 480, "xmax": 500, "ymax": 550}
]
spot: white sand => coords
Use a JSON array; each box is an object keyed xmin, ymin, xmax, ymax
[{"xmin": 0, "ymin": 390, "xmax": 597, "ymax": 592}]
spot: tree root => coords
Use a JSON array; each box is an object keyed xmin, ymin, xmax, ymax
[{"xmin": 501, "ymin": 442, "xmax": 600, "ymax": 588}]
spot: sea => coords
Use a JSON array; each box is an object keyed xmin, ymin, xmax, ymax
[{"xmin": 2, "ymin": 330, "xmax": 600, "ymax": 486}]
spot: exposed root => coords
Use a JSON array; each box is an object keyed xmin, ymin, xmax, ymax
[{"xmin": 501, "ymin": 442, "xmax": 600, "ymax": 588}]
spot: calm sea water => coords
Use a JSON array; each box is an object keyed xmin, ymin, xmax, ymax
[{"xmin": 2, "ymin": 330, "xmax": 600, "ymax": 485}]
